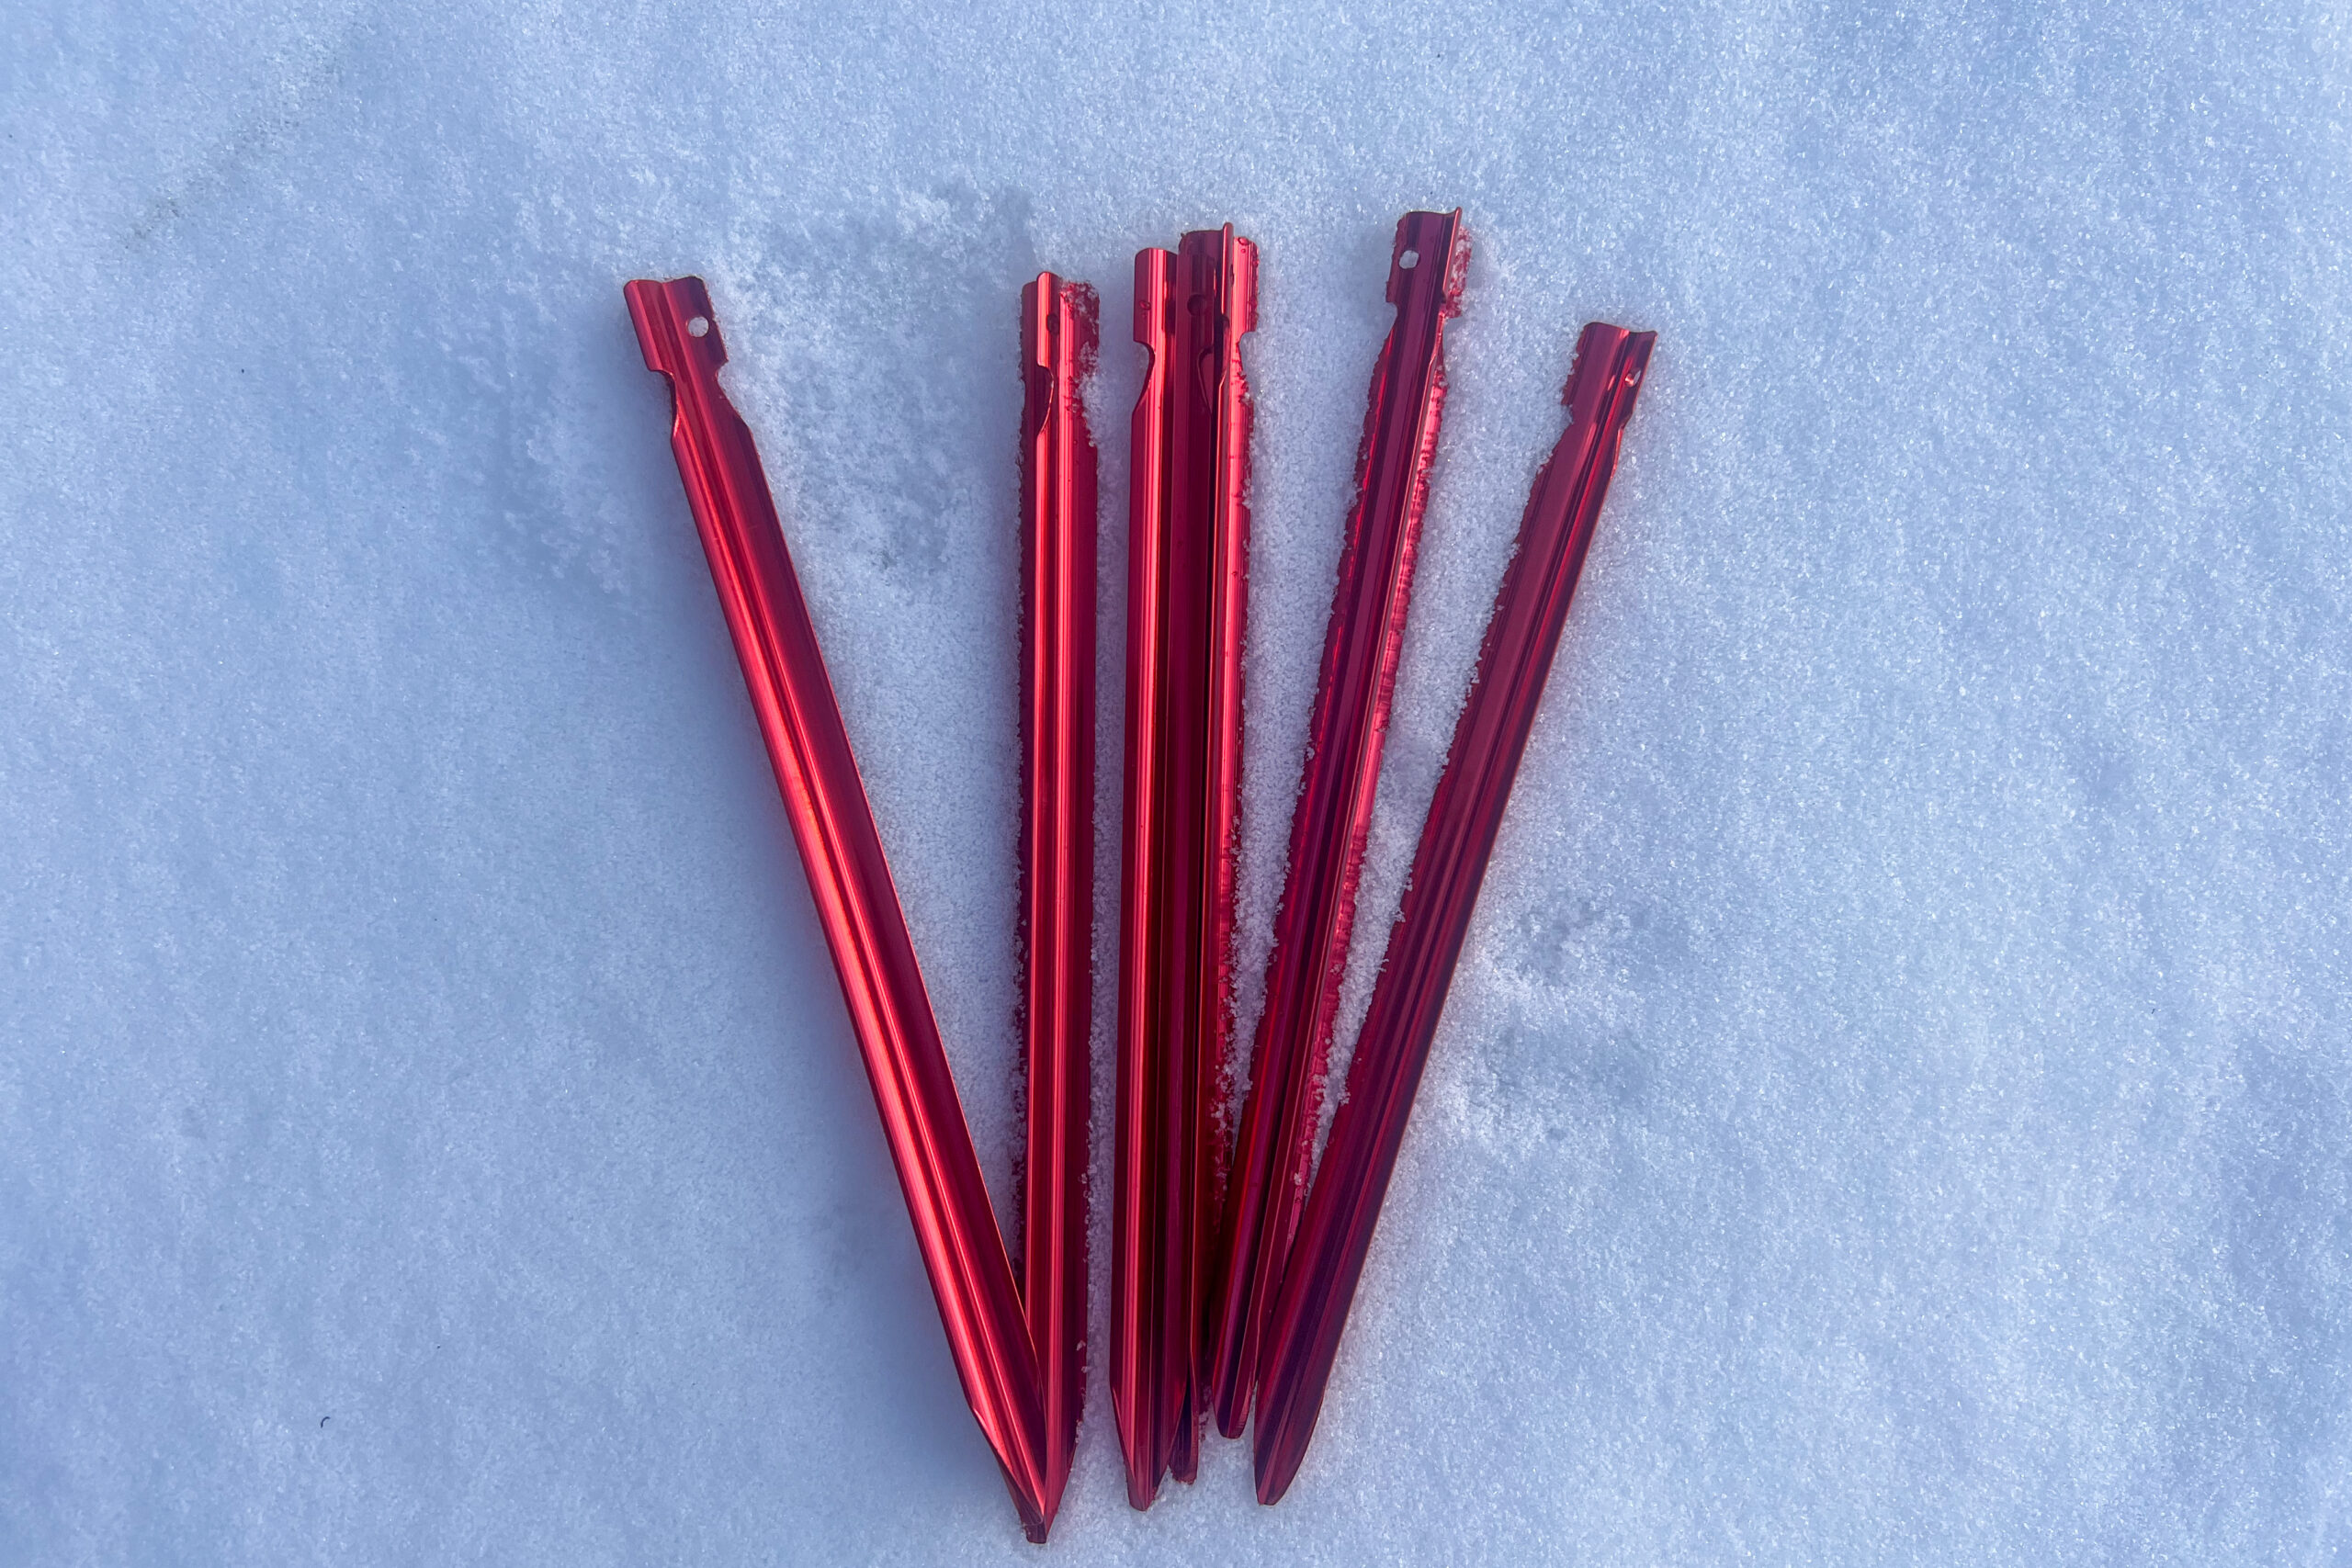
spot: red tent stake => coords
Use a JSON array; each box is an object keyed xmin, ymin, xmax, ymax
[{"xmin": 1017, "ymin": 272, "xmax": 1099, "ymax": 1520}]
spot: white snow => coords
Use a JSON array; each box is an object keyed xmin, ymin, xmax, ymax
[{"xmin": 5, "ymin": 1, "xmax": 2350, "ymax": 1562}]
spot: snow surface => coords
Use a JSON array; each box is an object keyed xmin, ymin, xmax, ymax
[{"xmin": 6, "ymin": 1, "xmax": 2352, "ymax": 1562}]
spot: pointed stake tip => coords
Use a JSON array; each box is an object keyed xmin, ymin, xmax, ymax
[{"xmin": 1253, "ymin": 1448, "xmax": 1299, "ymax": 1506}]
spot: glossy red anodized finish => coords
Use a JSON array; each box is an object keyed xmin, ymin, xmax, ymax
[
  {"xmin": 1017, "ymin": 272, "xmax": 1097, "ymax": 1520},
  {"xmin": 625, "ymin": 276, "xmax": 1053, "ymax": 1540},
  {"xmin": 1251, "ymin": 322, "xmax": 1657, "ymax": 1504},
  {"xmin": 1207, "ymin": 211, "xmax": 1468, "ymax": 1439},
  {"xmin": 1113, "ymin": 225, "xmax": 1257, "ymax": 1506}
]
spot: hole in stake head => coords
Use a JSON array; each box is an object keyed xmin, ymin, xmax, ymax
[
  {"xmin": 688, "ymin": 316, "xmax": 710, "ymax": 338},
  {"xmin": 1399, "ymin": 249, "xmax": 1419, "ymax": 269}
]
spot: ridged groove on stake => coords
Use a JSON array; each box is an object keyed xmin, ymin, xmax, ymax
[
  {"xmin": 1252, "ymin": 322, "xmax": 1657, "ymax": 1505},
  {"xmin": 626, "ymin": 276, "xmax": 1057, "ymax": 1541},
  {"xmin": 1209, "ymin": 210, "xmax": 1468, "ymax": 1438},
  {"xmin": 1017, "ymin": 272, "xmax": 1098, "ymax": 1520},
  {"xmin": 1113, "ymin": 225, "xmax": 1257, "ymax": 1507},
  {"xmin": 1111, "ymin": 249, "xmax": 1173, "ymax": 1510}
]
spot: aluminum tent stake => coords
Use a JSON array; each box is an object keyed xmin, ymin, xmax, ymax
[{"xmin": 1016, "ymin": 271, "xmax": 1099, "ymax": 1521}]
